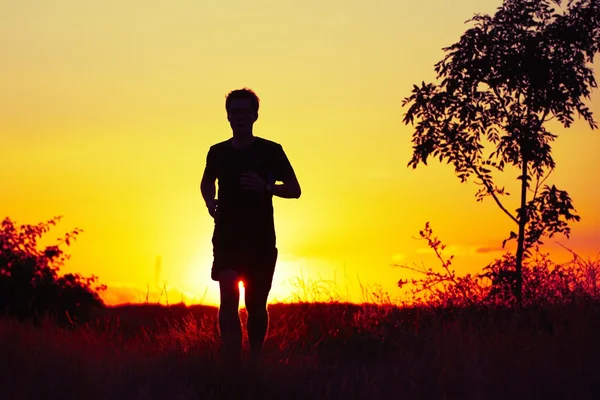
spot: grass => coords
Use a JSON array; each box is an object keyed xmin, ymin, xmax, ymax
[
  {"xmin": 2, "ymin": 221, "xmax": 599, "ymax": 399},
  {"xmin": 1, "ymin": 298, "xmax": 599, "ymax": 400}
]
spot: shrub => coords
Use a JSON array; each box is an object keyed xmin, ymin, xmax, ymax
[
  {"xmin": 0, "ymin": 216, "xmax": 106, "ymax": 325},
  {"xmin": 396, "ymin": 223, "xmax": 600, "ymax": 309}
]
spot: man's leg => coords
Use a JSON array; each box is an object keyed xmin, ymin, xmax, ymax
[
  {"xmin": 244, "ymin": 248, "xmax": 277, "ymax": 364},
  {"xmin": 218, "ymin": 269, "xmax": 242, "ymax": 367},
  {"xmin": 244, "ymin": 279, "xmax": 271, "ymax": 359}
]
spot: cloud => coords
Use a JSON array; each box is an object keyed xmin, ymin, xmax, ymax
[
  {"xmin": 475, "ymin": 246, "xmax": 505, "ymax": 254},
  {"xmin": 416, "ymin": 244, "xmax": 506, "ymax": 257},
  {"xmin": 100, "ymin": 284, "xmax": 202, "ymax": 306},
  {"xmin": 100, "ymin": 286, "xmax": 145, "ymax": 305},
  {"xmin": 391, "ymin": 253, "xmax": 406, "ymax": 262},
  {"xmin": 416, "ymin": 247, "xmax": 435, "ymax": 255}
]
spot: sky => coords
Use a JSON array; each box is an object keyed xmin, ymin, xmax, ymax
[{"xmin": 2, "ymin": 0, "xmax": 599, "ymax": 307}]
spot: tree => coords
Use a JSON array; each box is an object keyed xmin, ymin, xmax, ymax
[
  {"xmin": 402, "ymin": 0, "xmax": 600, "ymax": 306},
  {"xmin": 0, "ymin": 216, "xmax": 106, "ymax": 324}
]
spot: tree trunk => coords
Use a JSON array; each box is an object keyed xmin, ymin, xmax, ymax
[{"xmin": 515, "ymin": 158, "xmax": 529, "ymax": 307}]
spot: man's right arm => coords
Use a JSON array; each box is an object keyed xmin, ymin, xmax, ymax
[{"xmin": 200, "ymin": 148, "xmax": 218, "ymax": 218}]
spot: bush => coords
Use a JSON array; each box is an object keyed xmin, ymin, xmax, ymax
[
  {"xmin": 396, "ymin": 223, "xmax": 600, "ymax": 309},
  {"xmin": 0, "ymin": 216, "xmax": 106, "ymax": 325}
]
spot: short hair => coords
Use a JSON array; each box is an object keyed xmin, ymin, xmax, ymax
[{"xmin": 225, "ymin": 88, "xmax": 260, "ymax": 114}]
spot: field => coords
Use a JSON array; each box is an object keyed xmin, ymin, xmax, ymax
[{"xmin": 1, "ymin": 299, "xmax": 599, "ymax": 400}]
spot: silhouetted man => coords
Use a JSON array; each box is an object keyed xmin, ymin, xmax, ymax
[{"xmin": 200, "ymin": 88, "xmax": 301, "ymax": 370}]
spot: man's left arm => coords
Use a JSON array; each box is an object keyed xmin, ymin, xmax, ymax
[
  {"xmin": 271, "ymin": 144, "xmax": 301, "ymax": 199},
  {"xmin": 270, "ymin": 176, "xmax": 301, "ymax": 199}
]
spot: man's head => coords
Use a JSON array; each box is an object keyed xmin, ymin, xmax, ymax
[{"xmin": 225, "ymin": 88, "xmax": 260, "ymax": 134}]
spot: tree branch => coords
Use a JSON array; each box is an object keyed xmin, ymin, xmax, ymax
[
  {"xmin": 474, "ymin": 166, "xmax": 519, "ymax": 224},
  {"xmin": 456, "ymin": 142, "xmax": 519, "ymax": 225}
]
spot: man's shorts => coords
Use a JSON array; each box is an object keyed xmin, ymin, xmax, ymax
[{"xmin": 211, "ymin": 242, "xmax": 278, "ymax": 289}]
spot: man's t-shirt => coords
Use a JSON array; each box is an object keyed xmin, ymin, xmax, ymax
[{"xmin": 205, "ymin": 137, "xmax": 295, "ymax": 249}]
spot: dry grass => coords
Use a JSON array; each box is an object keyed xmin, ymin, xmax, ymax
[
  {"xmin": 1, "ymin": 297, "xmax": 599, "ymax": 400},
  {"xmin": 2, "ymin": 244, "xmax": 600, "ymax": 399}
]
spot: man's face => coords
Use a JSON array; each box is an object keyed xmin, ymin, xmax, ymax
[{"xmin": 227, "ymin": 98, "xmax": 257, "ymax": 133}]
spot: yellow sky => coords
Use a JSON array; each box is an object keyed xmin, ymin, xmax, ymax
[{"xmin": 2, "ymin": 0, "xmax": 599, "ymax": 306}]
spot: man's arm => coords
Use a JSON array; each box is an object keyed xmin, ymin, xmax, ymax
[
  {"xmin": 270, "ymin": 176, "xmax": 301, "ymax": 199},
  {"xmin": 200, "ymin": 149, "xmax": 218, "ymax": 217},
  {"xmin": 271, "ymin": 143, "xmax": 301, "ymax": 199},
  {"xmin": 240, "ymin": 143, "xmax": 301, "ymax": 198},
  {"xmin": 200, "ymin": 171, "xmax": 216, "ymax": 204},
  {"xmin": 240, "ymin": 171, "xmax": 301, "ymax": 198}
]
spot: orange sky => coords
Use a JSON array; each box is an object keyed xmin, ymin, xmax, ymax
[{"xmin": 2, "ymin": 0, "xmax": 599, "ymax": 307}]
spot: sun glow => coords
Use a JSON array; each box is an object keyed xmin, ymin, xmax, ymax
[
  {"xmin": 2, "ymin": 0, "xmax": 599, "ymax": 308},
  {"xmin": 182, "ymin": 252, "xmax": 322, "ymax": 306},
  {"xmin": 181, "ymin": 252, "xmax": 218, "ymax": 306}
]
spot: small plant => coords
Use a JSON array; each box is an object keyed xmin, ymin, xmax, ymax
[
  {"xmin": 395, "ymin": 222, "xmax": 600, "ymax": 309},
  {"xmin": 0, "ymin": 216, "xmax": 106, "ymax": 325}
]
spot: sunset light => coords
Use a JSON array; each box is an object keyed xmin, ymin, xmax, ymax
[
  {"xmin": 3, "ymin": 1, "xmax": 600, "ymax": 398},
  {"xmin": 1, "ymin": 0, "xmax": 598, "ymax": 308}
]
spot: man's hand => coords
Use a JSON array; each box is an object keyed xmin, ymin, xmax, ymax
[
  {"xmin": 206, "ymin": 199, "xmax": 219, "ymax": 219},
  {"xmin": 240, "ymin": 171, "xmax": 268, "ymax": 193}
]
